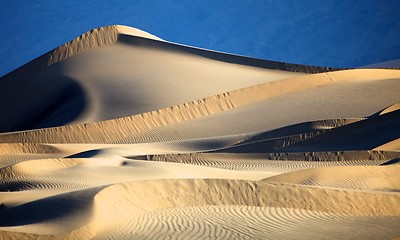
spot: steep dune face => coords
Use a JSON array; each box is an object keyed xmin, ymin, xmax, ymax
[
  {"xmin": 0, "ymin": 25, "xmax": 307, "ymax": 133},
  {"xmin": 1, "ymin": 25, "xmax": 400, "ymax": 239}
]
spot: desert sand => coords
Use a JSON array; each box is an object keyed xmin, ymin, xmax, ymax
[{"xmin": 0, "ymin": 25, "xmax": 399, "ymax": 240}]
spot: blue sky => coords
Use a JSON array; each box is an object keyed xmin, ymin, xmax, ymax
[{"xmin": 1, "ymin": 0, "xmax": 400, "ymax": 77}]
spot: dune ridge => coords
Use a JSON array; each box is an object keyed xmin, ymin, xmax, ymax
[
  {"xmin": 1, "ymin": 68, "xmax": 400, "ymax": 145},
  {"xmin": 1, "ymin": 25, "xmax": 400, "ymax": 239},
  {"xmin": 0, "ymin": 26, "xmax": 162, "ymax": 80}
]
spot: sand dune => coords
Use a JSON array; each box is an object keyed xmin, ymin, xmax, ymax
[
  {"xmin": 2, "ymin": 178, "xmax": 400, "ymax": 239},
  {"xmin": 265, "ymin": 164, "xmax": 400, "ymax": 191},
  {"xmin": 1, "ymin": 25, "xmax": 400, "ymax": 239}
]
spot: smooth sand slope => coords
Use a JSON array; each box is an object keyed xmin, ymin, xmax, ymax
[{"xmin": 0, "ymin": 25, "xmax": 400, "ymax": 240}]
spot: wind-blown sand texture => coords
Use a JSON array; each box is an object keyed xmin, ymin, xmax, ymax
[{"xmin": 1, "ymin": 25, "xmax": 400, "ymax": 240}]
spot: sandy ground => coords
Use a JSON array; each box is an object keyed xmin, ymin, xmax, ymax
[{"xmin": 0, "ymin": 25, "xmax": 400, "ymax": 240}]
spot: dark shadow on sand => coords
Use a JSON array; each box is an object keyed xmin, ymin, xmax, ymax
[
  {"xmin": 117, "ymin": 34, "xmax": 342, "ymax": 73},
  {"xmin": 0, "ymin": 187, "xmax": 102, "ymax": 227},
  {"xmin": 66, "ymin": 149, "xmax": 103, "ymax": 158},
  {"xmin": 0, "ymin": 69, "xmax": 87, "ymax": 133}
]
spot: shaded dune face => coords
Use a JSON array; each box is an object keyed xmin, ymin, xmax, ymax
[
  {"xmin": 27, "ymin": 77, "xmax": 86, "ymax": 131},
  {"xmin": 0, "ymin": 25, "xmax": 400, "ymax": 240},
  {"xmin": 0, "ymin": 26, "xmax": 335, "ymax": 134},
  {"xmin": 0, "ymin": 71, "xmax": 86, "ymax": 132}
]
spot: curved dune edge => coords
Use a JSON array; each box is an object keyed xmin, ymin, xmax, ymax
[
  {"xmin": 0, "ymin": 158, "xmax": 274, "ymax": 207},
  {"xmin": 1, "ymin": 24, "xmax": 345, "ymax": 82},
  {"xmin": 264, "ymin": 164, "xmax": 400, "ymax": 191},
  {"xmin": 0, "ymin": 31, "xmax": 309, "ymax": 133},
  {"xmin": 1, "ymin": 178, "xmax": 399, "ymax": 239},
  {"xmin": 92, "ymin": 178, "xmax": 400, "ymax": 216},
  {"xmin": 143, "ymin": 153, "xmax": 390, "ymax": 173},
  {"xmin": 1, "ymin": 26, "xmax": 160, "ymax": 81},
  {"xmin": 212, "ymin": 119, "xmax": 366, "ymax": 153},
  {"xmin": 114, "ymin": 25, "xmax": 163, "ymax": 41},
  {"xmin": 89, "ymin": 177, "xmax": 400, "ymax": 240},
  {"xmin": 375, "ymin": 138, "xmax": 400, "ymax": 151},
  {"xmin": 0, "ymin": 186, "xmax": 102, "ymax": 236},
  {"xmin": 47, "ymin": 25, "xmax": 161, "ymax": 67},
  {"xmin": 0, "ymin": 143, "xmax": 59, "ymax": 154},
  {"xmin": 278, "ymin": 108, "xmax": 400, "ymax": 152},
  {"xmin": 231, "ymin": 118, "xmax": 364, "ymax": 146},
  {"xmin": 148, "ymin": 150, "xmax": 400, "ymax": 166},
  {"xmin": 0, "ymin": 71, "xmax": 330, "ymax": 143},
  {"xmin": 1, "ymin": 69, "xmax": 399, "ymax": 144},
  {"xmin": 380, "ymin": 102, "xmax": 400, "ymax": 115},
  {"xmin": 1, "ymin": 151, "xmax": 396, "ymax": 203},
  {"xmin": 0, "ymin": 158, "xmax": 79, "ymax": 175}
]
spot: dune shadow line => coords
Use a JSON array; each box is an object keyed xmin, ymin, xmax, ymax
[{"xmin": 0, "ymin": 73, "xmax": 87, "ymax": 133}]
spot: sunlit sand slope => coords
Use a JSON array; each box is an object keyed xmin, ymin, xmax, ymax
[{"xmin": 1, "ymin": 25, "xmax": 399, "ymax": 239}]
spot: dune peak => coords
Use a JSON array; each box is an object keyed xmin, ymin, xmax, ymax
[{"xmin": 114, "ymin": 25, "xmax": 163, "ymax": 41}]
